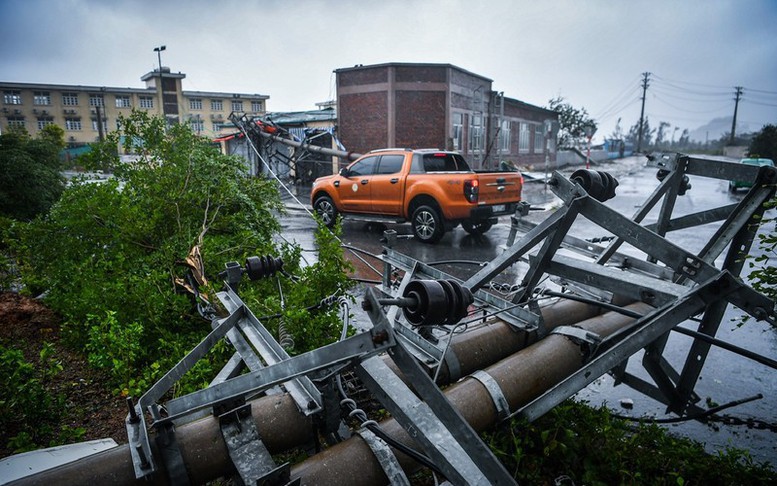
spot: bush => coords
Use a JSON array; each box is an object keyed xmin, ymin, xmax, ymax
[
  {"xmin": 0, "ymin": 130, "xmax": 65, "ymax": 221},
  {"xmin": 13, "ymin": 111, "xmax": 353, "ymax": 397},
  {"xmin": 484, "ymin": 400, "xmax": 775, "ymax": 484}
]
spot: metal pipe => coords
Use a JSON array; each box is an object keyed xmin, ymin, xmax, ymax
[
  {"xmin": 10, "ymin": 299, "xmax": 629, "ymax": 485},
  {"xmin": 9, "ymin": 394, "xmax": 312, "ymax": 486},
  {"xmin": 290, "ymin": 303, "xmax": 654, "ymax": 485}
]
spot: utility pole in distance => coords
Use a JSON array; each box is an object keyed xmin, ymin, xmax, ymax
[
  {"xmin": 636, "ymin": 72, "xmax": 650, "ymax": 153},
  {"xmin": 729, "ymin": 86, "xmax": 743, "ymax": 145}
]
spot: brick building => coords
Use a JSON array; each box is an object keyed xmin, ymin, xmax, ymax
[{"xmin": 335, "ymin": 62, "xmax": 558, "ymax": 170}]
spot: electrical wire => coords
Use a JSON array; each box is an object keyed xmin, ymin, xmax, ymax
[{"xmin": 609, "ymin": 393, "xmax": 763, "ymax": 424}]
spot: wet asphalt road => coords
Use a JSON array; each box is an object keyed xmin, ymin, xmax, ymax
[{"xmin": 276, "ymin": 156, "xmax": 777, "ymax": 463}]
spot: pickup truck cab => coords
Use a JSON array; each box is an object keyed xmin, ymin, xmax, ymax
[{"xmin": 311, "ymin": 149, "xmax": 522, "ymax": 243}]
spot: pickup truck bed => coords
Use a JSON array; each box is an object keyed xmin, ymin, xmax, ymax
[{"xmin": 311, "ymin": 149, "xmax": 522, "ymax": 243}]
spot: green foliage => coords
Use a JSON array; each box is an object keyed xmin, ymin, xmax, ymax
[
  {"xmin": 484, "ymin": 400, "xmax": 775, "ymax": 484},
  {"xmin": 748, "ymin": 124, "xmax": 777, "ymax": 161},
  {"xmin": 547, "ymin": 96, "xmax": 597, "ymax": 149},
  {"xmin": 627, "ymin": 116, "xmax": 655, "ymax": 151},
  {"xmin": 0, "ymin": 131, "xmax": 65, "ymax": 221},
  {"xmin": 746, "ymin": 198, "xmax": 777, "ymax": 311},
  {"xmin": 86, "ymin": 311, "xmax": 144, "ymax": 395},
  {"xmin": 0, "ymin": 341, "xmax": 77, "ymax": 452},
  {"xmin": 12, "ymin": 110, "xmax": 352, "ymax": 398}
]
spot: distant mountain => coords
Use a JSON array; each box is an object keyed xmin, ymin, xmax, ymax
[{"xmin": 688, "ymin": 116, "xmax": 752, "ymax": 143}]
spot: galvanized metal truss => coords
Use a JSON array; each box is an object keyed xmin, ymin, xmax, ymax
[
  {"xmin": 381, "ymin": 152, "xmax": 776, "ymax": 421},
  {"xmin": 116, "ymin": 153, "xmax": 775, "ymax": 485},
  {"xmin": 229, "ymin": 112, "xmax": 358, "ymax": 182}
]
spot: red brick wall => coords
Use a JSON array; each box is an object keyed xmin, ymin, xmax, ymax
[
  {"xmin": 339, "ymin": 92, "xmax": 388, "ymax": 153},
  {"xmin": 338, "ymin": 66, "xmax": 388, "ymax": 87},
  {"xmin": 395, "ymin": 65, "xmax": 447, "ymax": 83},
  {"xmin": 395, "ymin": 91, "xmax": 446, "ymax": 149}
]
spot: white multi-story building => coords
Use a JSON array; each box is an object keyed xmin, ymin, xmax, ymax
[{"xmin": 1, "ymin": 67, "xmax": 268, "ymax": 145}]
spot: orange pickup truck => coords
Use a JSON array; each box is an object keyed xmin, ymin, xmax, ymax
[{"xmin": 310, "ymin": 148, "xmax": 523, "ymax": 243}]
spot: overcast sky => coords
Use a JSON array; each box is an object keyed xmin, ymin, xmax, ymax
[{"xmin": 1, "ymin": 0, "xmax": 775, "ymax": 143}]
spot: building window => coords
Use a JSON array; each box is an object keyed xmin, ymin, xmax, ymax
[
  {"xmin": 519, "ymin": 123, "xmax": 530, "ymax": 153},
  {"xmin": 65, "ymin": 118, "xmax": 82, "ymax": 131},
  {"xmin": 191, "ymin": 118, "xmax": 204, "ymax": 133},
  {"xmin": 231, "ymin": 100, "xmax": 243, "ymax": 112},
  {"xmin": 211, "ymin": 99, "xmax": 223, "ymax": 111},
  {"xmin": 3, "ymin": 91, "xmax": 22, "ymax": 105},
  {"xmin": 91, "ymin": 118, "xmax": 107, "ymax": 132},
  {"xmin": 62, "ymin": 92, "xmax": 79, "ymax": 106},
  {"xmin": 452, "ymin": 113, "xmax": 463, "ymax": 150},
  {"xmin": 115, "ymin": 95, "xmax": 131, "ymax": 108},
  {"xmin": 469, "ymin": 114, "xmax": 483, "ymax": 152},
  {"xmin": 33, "ymin": 91, "xmax": 51, "ymax": 105},
  {"xmin": 139, "ymin": 96, "xmax": 154, "ymax": 109},
  {"xmin": 498, "ymin": 120, "xmax": 511, "ymax": 152},
  {"xmin": 251, "ymin": 100, "xmax": 263, "ymax": 112},
  {"xmin": 533, "ymin": 124, "xmax": 544, "ymax": 153},
  {"xmin": 37, "ymin": 117, "xmax": 54, "ymax": 130},
  {"xmin": 189, "ymin": 98, "xmax": 202, "ymax": 110},
  {"xmin": 7, "ymin": 116, "xmax": 25, "ymax": 128},
  {"xmin": 89, "ymin": 95, "xmax": 104, "ymax": 107}
]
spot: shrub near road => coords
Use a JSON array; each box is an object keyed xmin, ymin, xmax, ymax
[{"xmin": 12, "ymin": 110, "xmax": 352, "ymax": 401}]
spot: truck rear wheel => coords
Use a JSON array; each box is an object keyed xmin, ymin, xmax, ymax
[
  {"xmin": 411, "ymin": 205, "xmax": 444, "ymax": 244},
  {"xmin": 313, "ymin": 195, "xmax": 338, "ymax": 228},
  {"xmin": 462, "ymin": 219, "xmax": 494, "ymax": 235}
]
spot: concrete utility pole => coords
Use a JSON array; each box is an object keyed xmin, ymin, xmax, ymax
[
  {"xmin": 636, "ymin": 72, "xmax": 650, "ymax": 153},
  {"xmin": 729, "ymin": 86, "xmax": 743, "ymax": 145}
]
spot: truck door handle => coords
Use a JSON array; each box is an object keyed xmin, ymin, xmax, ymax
[
  {"xmin": 390, "ymin": 178, "xmax": 399, "ymax": 184},
  {"xmin": 361, "ymin": 179, "xmax": 369, "ymax": 185}
]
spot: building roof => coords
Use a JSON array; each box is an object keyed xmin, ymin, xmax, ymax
[
  {"xmin": 503, "ymin": 96, "xmax": 558, "ymax": 116},
  {"xmin": 334, "ymin": 62, "xmax": 493, "ymax": 83},
  {"xmin": 266, "ymin": 108, "xmax": 336, "ymax": 125},
  {"xmin": 139, "ymin": 68, "xmax": 186, "ymax": 81},
  {"xmin": 0, "ymin": 81, "xmax": 154, "ymax": 94},
  {"xmin": 183, "ymin": 90, "xmax": 269, "ymax": 100}
]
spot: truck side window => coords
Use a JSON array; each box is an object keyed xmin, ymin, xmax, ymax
[
  {"xmin": 348, "ymin": 156, "xmax": 379, "ymax": 176},
  {"xmin": 376, "ymin": 155, "xmax": 404, "ymax": 175}
]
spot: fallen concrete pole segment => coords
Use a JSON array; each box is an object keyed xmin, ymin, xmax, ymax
[
  {"xmin": 289, "ymin": 302, "xmax": 654, "ymax": 485},
  {"xmin": 9, "ymin": 298, "xmax": 620, "ymax": 485}
]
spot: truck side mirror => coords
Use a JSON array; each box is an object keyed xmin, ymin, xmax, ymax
[{"xmin": 339, "ymin": 167, "xmax": 350, "ymax": 177}]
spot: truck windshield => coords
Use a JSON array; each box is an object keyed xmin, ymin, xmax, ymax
[{"xmin": 421, "ymin": 153, "xmax": 471, "ymax": 172}]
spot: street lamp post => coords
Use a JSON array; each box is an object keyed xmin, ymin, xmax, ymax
[
  {"xmin": 153, "ymin": 45, "xmax": 166, "ymax": 118},
  {"xmin": 154, "ymin": 45, "xmax": 165, "ymax": 73}
]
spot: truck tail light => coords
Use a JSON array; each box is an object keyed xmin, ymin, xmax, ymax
[{"xmin": 464, "ymin": 179, "xmax": 479, "ymax": 203}]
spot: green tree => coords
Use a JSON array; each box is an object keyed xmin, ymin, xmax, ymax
[
  {"xmin": 748, "ymin": 124, "xmax": 777, "ymax": 160},
  {"xmin": 655, "ymin": 121, "xmax": 671, "ymax": 149},
  {"xmin": 547, "ymin": 96, "xmax": 597, "ymax": 149},
  {"xmin": 14, "ymin": 110, "xmax": 352, "ymax": 396},
  {"xmin": 0, "ymin": 131, "xmax": 65, "ymax": 221},
  {"xmin": 626, "ymin": 117, "xmax": 655, "ymax": 150}
]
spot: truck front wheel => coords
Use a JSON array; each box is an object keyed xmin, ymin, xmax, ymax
[
  {"xmin": 411, "ymin": 205, "xmax": 444, "ymax": 244},
  {"xmin": 462, "ymin": 219, "xmax": 494, "ymax": 235},
  {"xmin": 314, "ymin": 195, "xmax": 338, "ymax": 228}
]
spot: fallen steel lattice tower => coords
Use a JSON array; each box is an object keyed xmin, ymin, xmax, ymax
[{"xmin": 10, "ymin": 153, "xmax": 776, "ymax": 485}]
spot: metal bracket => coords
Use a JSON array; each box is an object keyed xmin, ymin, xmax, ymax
[
  {"xmin": 470, "ymin": 370, "xmax": 511, "ymax": 421},
  {"xmin": 154, "ymin": 422, "xmax": 190, "ymax": 485},
  {"xmin": 551, "ymin": 325, "xmax": 602, "ymax": 360},
  {"xmin": 218, "ymin": 402, "xmax": 290, "ymax": 486},
  {"xmin": 357, "ymin": 427, "xmax": 410, "ymax": 486}
]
